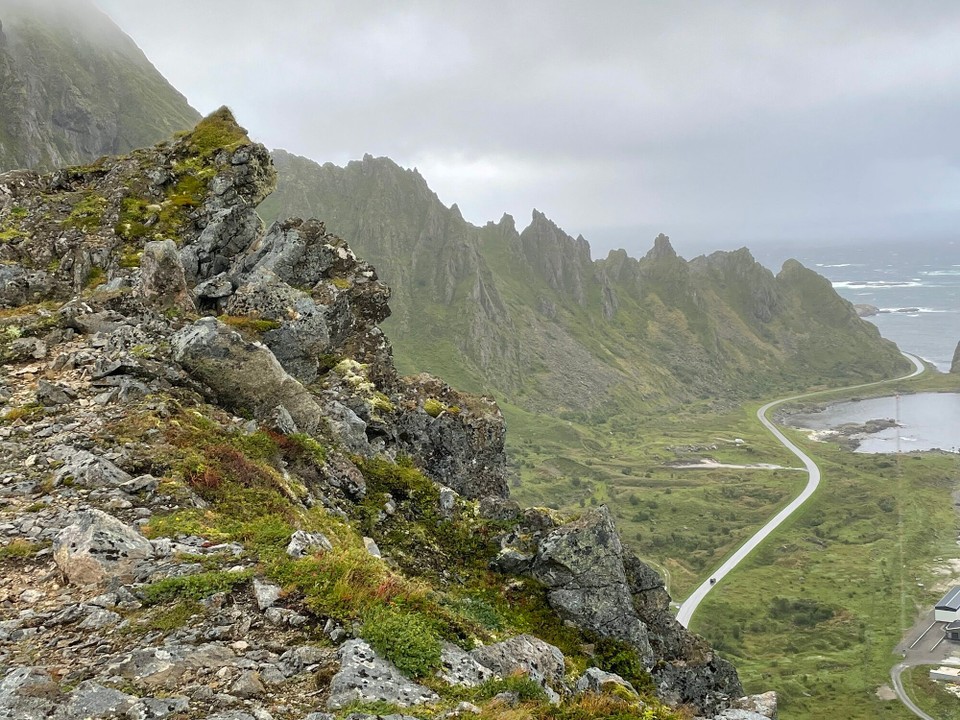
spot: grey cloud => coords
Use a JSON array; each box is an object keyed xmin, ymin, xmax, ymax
[{"xmin": 91, "ymin": 0, "xmax": 960, "ymax": 257}]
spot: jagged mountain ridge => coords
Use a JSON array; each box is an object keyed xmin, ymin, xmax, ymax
[
  {"xmin": 261, "ymin": 149, "xmax": 910, "ymax": 415},
  {"xmin": 0, "ymin": 109, "xmax": 777, "ymax": 720},
  {"xmin": 0, "ymin": 0, "xmax": 199, "ymax": 172}
]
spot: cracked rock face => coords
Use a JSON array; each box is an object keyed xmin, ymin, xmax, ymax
[
  {"xmin": 520, "ymin": 505, "xmax": 744, "ymax": 715},
  {"xmin": 529, "ymin": 506, "xmax": 655, "ymax": 664},
  {"xmin": 327, "ymin": 639, "xmax": 439, "ymax": 710}
]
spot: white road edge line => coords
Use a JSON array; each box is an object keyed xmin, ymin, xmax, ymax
[{"xmin": 676, "ymin": 352, "xmax": 925, "ymax": 628}]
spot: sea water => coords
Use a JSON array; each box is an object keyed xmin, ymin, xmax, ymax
[
  {"xmin": 757, "ymin": 239, "xmax": 960, "ymax": 371},
  {"xmin": 787, "ymin": 392, "xmax": 960, "ymax": 454}
]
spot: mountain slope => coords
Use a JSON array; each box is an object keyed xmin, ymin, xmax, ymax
[
  {"xmin": 261, "ymin": 149, "xmax": 910, "ymax": 416},
  {"xmin": 0, "ymin": 0, "xmax": 199, "ymax": 172},
  {"xmin": 0, "ymin": 109, "xmax": 768, "ymax": 720}
]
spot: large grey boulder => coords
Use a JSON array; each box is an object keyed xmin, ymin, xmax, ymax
[
  {"xmin": 171, "ymin": 317, "xmax": 325, "ymax": 434},
  {"xmin": 528, "ymin": 506, "xmax": 654, "ymax": 664},
  {"xmin": 952, "ymin": 341, "xmax": 960, "ymax": 374},
  {"xmin": 327, "ymin": 639, "xmax": 438, "ymax": 710},
  {"xmin": 138, "ymin": 239, "xmax": 195, "ymax": 313},
  {"xmin": 0, "ymin": 667, "xmax": 58, "ymax": 720},
  {"xmin": 469, "ymin": 634, "xmax": 565, "ymax": 699},
  {"xmin": 438, "ymin": 642, "xmax": 496, "ymax": 688},
  {"xmin": 53, "ymin": 509, "xmax": 154, "ymax": 586}
]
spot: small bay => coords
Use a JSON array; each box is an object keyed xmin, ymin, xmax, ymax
[{"xmin": 787, "ymin": 392, "xmax": 960, "ymax": 454}]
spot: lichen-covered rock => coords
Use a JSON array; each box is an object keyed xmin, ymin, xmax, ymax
[
  {"xmin": 53, "ymin": 509, "xmax": 154, "ymax": 586},
  {"xmin": 286, "ymin": 530, "xmax": 333, "ymax": 558},
  {"xmin": 528, "ymin": 506, "xmax": 654, "ymax": 664},
  {"xmin": 139, "ymin": 239, "xmax": 196, "ymax": 313},
  {"xmin": 327, "ymin": 639, "xmax": 439, "ymax": 710},
  {"xmin": 575, "ymin": 667, "xmax": 638, "ymax": 697},
  {"xmin": 391, "ymin": 374, "xmax": 507, "ymax": 499},
  {"xmin": 438, "ymin": 643, "xmax": 496, "ymax": 688},
  {"xmin": 171, "ymin": 317, "xmax": 325, "ymax": 434},
  {"xmin": 469, "ymin": 634, "xmax": 565, "ymax": 696}
]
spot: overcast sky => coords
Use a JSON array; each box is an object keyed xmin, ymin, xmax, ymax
[{"xmin": 95, "ymin": 0, "xmax": 960, "ymax": 259}]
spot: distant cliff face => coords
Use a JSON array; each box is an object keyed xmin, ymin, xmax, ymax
[
  {"xmin": 261, "ymin": 150, "xmax": 911, "ymax": 415},
  {"xmin": 0, "ymin": 0, "xmax": 199, "ymax": 172}
]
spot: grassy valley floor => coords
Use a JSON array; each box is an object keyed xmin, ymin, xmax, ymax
[{"xmin": 510, "ymin": 370, "xmax": 960, "ymax": 718}]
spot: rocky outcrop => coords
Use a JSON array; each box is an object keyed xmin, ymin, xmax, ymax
[
  {"xmin": 952, "ymin": 341, "xmax": 960, "ymax": 373},
  {"xmin": 508, "ymin": 505, "xmax": 743, "ymax": 715},
  {"xmin": 528, "ymin": 506, "xmax": 654, "ymax": 664},
  {"xmin": 0, "ymin": 110, "xmax": 753, "ymax": 720},
  {"xmin": 327, "ymin": 639, "xmax": 439, "ymax": 710}
]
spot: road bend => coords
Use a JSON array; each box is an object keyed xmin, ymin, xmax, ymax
[
  {"xmin": 676, "ymin": 352, "xmax": 925, "ymax": 628},
  {"xmin": 891, "ymin": 664, "xmax": 935, "ymax": 720}
]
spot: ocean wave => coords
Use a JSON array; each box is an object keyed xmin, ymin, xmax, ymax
[
  {"xmin": 833, "ymin": 280, "xmax": 925, "ymax": 289},
  {"xmin": 922, "ymin": 269, "xmax": 960, "ymax": 277},
  {"xmin": 877, "ymin": 307, "xmax": 949, "ymax": 314},
  {"xmin": 815, "ymin": 263, "xmax": 860, "ymax": 268}
]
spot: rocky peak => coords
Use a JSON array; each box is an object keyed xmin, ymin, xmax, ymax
[
  {"xmin": 518, "ymin": 209, "xmax": 594, "ymax": 305},
  {"xmin": 951, "ymin": 341, "xmax": 960, "ymax": 373},
  {"xmin": 0, "ymin": 0, "xmax": 198, "ymax": 173},
  {"xmin": 645, "ymin": 232, "xmax": 678, "ymax": 261}
]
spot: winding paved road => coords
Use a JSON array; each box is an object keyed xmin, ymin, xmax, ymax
[
  {"xmin": 891, "ymin": 663, "xmax": 936, "ymax": 720},
  {"xmin": 676, "ymin": 352, "xmax": 925, "ymax": 628}
]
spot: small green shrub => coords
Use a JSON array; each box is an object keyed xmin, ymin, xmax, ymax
[
  {"xmin": 423, "ymin": 398, "xmax": 445, "ymax": 417},
  {"xmin": 140, "ymin": 570, "xmax": 252, "ymax": 605},
  {"xmin": 63, "ymin": 194, "xmax": 108, "ymax": 231},
  {"xmin": 360, "ymin": 607, "xmax": 441, "ymax": 678}
]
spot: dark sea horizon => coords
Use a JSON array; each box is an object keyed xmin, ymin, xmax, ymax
[{"xmin": 754, "ymin": 239, "xmax": 960, "ymax": 372}]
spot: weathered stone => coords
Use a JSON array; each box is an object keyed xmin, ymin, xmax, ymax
[
  {"xmin": 138, "ymin": 240, "xmax": 196, "ymax": 313},
  {"xmin": 0, "ymin": 666, "xmax": 59, "ymax": 720},
  {"xmin": 253, "ymin": 579, "xmax": 282, "ymax": 610},
  {"xmin": 327, "ymin": 639, "xmax": 439, "ymax": 710},
  {"xmin": 469, "ymin": 634, "xmax": 564, "ymax": 695},
  {"xmin": 574, "ymin": 667, "xmax": 638, "ymax": 697},
  {"xmin": 137, "ymin": 696, "xmax": 191, "ymax": 719},
  {"xmin": 231, "ymin": 670, "xmax": 266, "ymax": 699},
  {"xmin": 363, "ymin": 537, "xmax": 381, "ymax": 558},
  {"xmin": 286, "ymin": 530, "xmax": 333, "ymax": 558},
  {"xmin": 952, "ymin": 341, "xmax": 960, "ymax": 374},
  {"xmin": 50, "ymin": 446, "xmax": 132, "ymax": 487},
  {"xmin": 528, "ymin": 506, "xmax": 653, "ymax": 664},
  {"xmin": 171, "ymin": 317, "xmax": 325, "ymax": 434},
  {"xmin": 109, "ymin": 644, "xmax": 238, "ymax": 688},
  {"xmin": 438, "ymin": 643, "xmax": 496, "ymax": 688},
  {"xmin": 62, "ymin": 681, "xmax": 137, "ymax": 718},
  {"xmin": 477, "ymin": 495, "xmax": 520, "ymax": 521},
  {"xmin": 733, "ymin": 692, "xmax": 777, "ymax": 718},
  {"xmin": 53, "ymin": 509, "xmax": 154, "ymax": 586},
  {"xmin": 35, "ymin": 379, "xmax": 73, "ymax": 406},
  {"xmin": 267, "ymin": 404, "xmax": 298, "ymax": 435}
]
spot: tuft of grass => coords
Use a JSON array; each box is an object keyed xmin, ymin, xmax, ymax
[
  {"xmin": 217, "ymin": 314, "xmax": 282, "ymax": 337},
  {"xmin": 0, "ymin": 539, "xmax": 42, "ymax": 560},
  {"xmin": 183, "ymin": 107, "xmax": 250, "ymax": 157}
]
